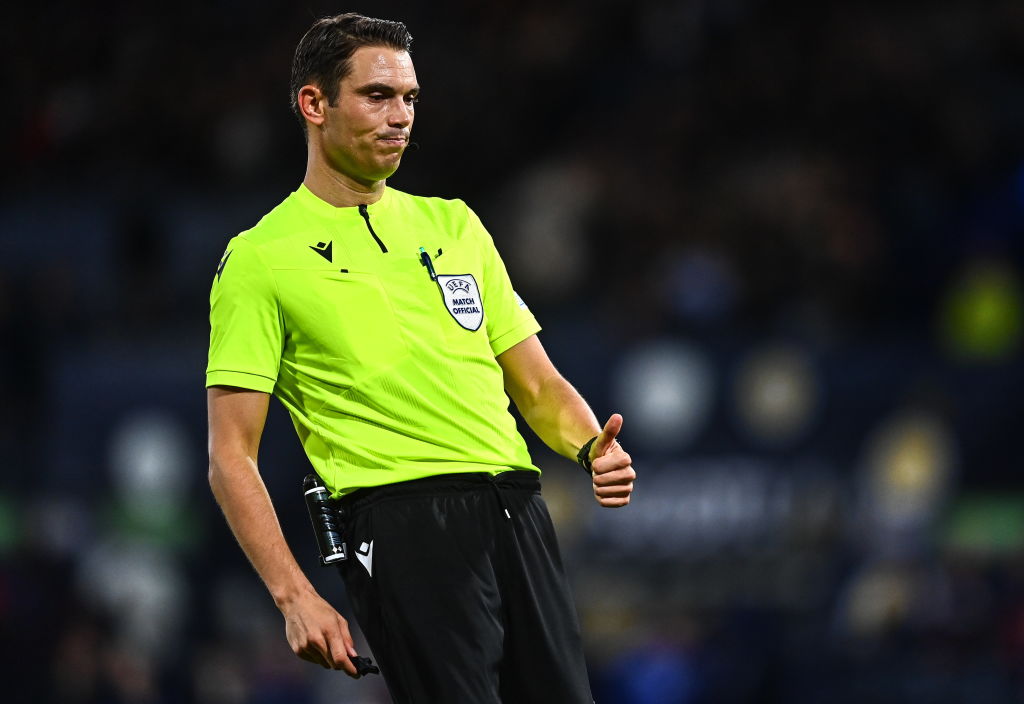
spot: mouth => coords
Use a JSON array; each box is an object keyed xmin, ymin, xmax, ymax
[{"xmin": 377, "ymin": 135, "xmax": 408, "ymax": 147}]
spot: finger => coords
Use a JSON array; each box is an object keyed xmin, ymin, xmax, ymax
[
  {"xmin": 327, "ymin": 636, "xmax": 358, "ymax": 677},
  {"xmin": 598, "ymin": 495, "xmax": 631, "ymax": 508},
  {"xmin": 591, "ymin": 452, "xmax": 633, "ymax": 478},
  {"xmin": 339, "ymin": 619, "xmax": 358, "ymax": 660},
  {"xmin": 594, "ymin": 483, "xmax": 633, "ymax": 498},
  {"xmin": 592, "ymin": 414, "xmax": 623, "ymax": 457},
  {"xmin": 320, "ymin": 619, "xmax": 357, "ymax": 675},
  {"xmin": 592, "ymin": 464, "xmax": 635, "ymax": 485},
  {"xmin": 295, "ymin": 650, "xmax": 318, "ymax": 665},
  {"xmin": 297, "ymin": 646, "xmax": 331, "ymax": 669},
  {"xmin": 309, "ymin": 634, "xmax": 340, "ymax": 670}
]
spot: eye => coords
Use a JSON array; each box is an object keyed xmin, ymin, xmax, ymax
[
  {"xmin": 368, "ymin": 93, "xmax": 387, "ymax": 102},
  {"xmin": 405, "ymin": 95, "xmax": 420, "ymax": 106}
]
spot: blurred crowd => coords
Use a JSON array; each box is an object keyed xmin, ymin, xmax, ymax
[{"xmin": 1, "ymin": 1, "xmax": 1023, "ymax": 702}]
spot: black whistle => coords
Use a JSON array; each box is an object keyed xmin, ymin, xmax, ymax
[
  {"xmin": 303, "ymin": 473, "xmax": 347, "ymax": 565},
  {"xmin": 352, "ymin": 655, "xmax": 380, "ymax": 676}
]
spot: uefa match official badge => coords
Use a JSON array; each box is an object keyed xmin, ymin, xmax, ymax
[{"xmin": 436, "ymin": 274, "xmax": 483, "ymax": 331}]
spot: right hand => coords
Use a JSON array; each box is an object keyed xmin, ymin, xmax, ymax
[
  {"xmin": 589, "ymin": 413, "xmax": 635, "ymax": 508},
  {"xmin": 280, "ymin": 588, "xmax": 362, "ymax": 677}
]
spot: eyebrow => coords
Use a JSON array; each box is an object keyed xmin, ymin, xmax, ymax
[{"xmin": 356, "ymin": 82, "xmax": 420, "ymax": 96}]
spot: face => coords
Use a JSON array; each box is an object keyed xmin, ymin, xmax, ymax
[{"xmin": 312, "ymin": 46, "xmax": 419, "ymax": 187}]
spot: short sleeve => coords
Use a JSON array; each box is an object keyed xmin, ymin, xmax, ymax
[
  {"xmin": 206, "ymin": 236, "xmax": 284, "ymax": 393},
  {"xmin": 465, "ymin": 206, "xmax": 541, "ymax": 356}
]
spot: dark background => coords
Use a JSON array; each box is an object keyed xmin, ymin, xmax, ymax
[{"xmin": 2, "ymin": 1, "xmax": 1023, "ymax": 702}]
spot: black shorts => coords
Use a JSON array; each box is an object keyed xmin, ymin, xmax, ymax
[{"xmin": 337, "ymin": 471, "xmax": 594, "ymax": 704}]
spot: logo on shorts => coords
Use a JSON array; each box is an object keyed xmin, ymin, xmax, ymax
[
  {"xmin": 356, "ymin": 540, "xmax": 374, "ymax": 577},
  {"xmin": 436, "ymin": 274, "xmax": 483, "ymax": 331}
]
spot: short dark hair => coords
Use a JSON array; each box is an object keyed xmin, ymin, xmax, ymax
[{"xmin": 290, "ymin": 13, "xmax": 413, "ymax": 130}]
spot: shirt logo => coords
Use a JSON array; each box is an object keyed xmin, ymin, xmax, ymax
[
  {"xmin": 310, "ymin": 240, "xmax": 333, "ymax": 263},
  {"xmin": 215, "ymin": 250, "xmax": 232, "ymax": 281},
  {"xmin": 436, "ymin": 274, "xmax": 483, "ymax": 331}
]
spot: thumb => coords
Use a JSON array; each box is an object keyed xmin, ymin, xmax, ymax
[
  {"xmin": 592, "ymin": 413, "xmax": 623, "ymax": 458},
  {"xmin": 340, "ymin": 621, "xmax": 358, "ymax": 658}
]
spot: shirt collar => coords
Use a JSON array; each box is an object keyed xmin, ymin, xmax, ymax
[{"xmin": 293, "ymin": 183, "xmax": 393, "ymax": 217}]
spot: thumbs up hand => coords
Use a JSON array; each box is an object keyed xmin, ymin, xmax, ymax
[{"xmin": 589, "ymin": 414, "xmax": 635, "ymax": 508}]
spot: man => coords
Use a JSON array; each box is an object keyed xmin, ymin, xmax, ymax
[{"xmin": 206, "ymin": 13, "xmax": 634, "ymax": 703}]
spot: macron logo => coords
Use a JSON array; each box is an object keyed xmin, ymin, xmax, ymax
[
  {"xmin": 310, "ymin": 240, "xmax": 333, "ymax": 263},
  {"xmin": 356, "ymin": 540, "xmax": 374, "ymax": 577}
]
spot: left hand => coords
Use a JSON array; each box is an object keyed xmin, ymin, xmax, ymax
[{"xmin": 589, "ymin": 413, "xmax": 635, "ymax": 508}]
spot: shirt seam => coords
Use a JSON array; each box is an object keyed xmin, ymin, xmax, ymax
[
  {"xmin": 490, "ymin": 318, "xmax": 541, "ymax": 356},
  {"xmin": 205, "ymin": 369, "xmax": 277, "ymax": 392},
  {"xmin": 206, "ymin": 368, "xmax": 277, "ymax": 379}
]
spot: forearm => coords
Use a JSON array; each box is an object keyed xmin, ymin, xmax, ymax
[
  {"xmin": 518, "ymin": 373, "xmax": 602, "ymax": 461},
  {"xmin": 209, "ymin": 453, "xmax": 314, "ymax": 609}
]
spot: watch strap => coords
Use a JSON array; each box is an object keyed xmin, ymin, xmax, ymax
[{"xmin": 576, "ymin": 435, "xmax": 599, "ymax": 475}]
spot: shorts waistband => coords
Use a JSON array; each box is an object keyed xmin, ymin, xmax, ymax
[{"xmin": 339, "ymin": 470, "xmax": 540, "ymax": 513}]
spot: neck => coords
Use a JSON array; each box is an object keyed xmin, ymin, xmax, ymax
[{"xmin": 302, "ymin": 156, "xmax": 386, "ymax": 208}]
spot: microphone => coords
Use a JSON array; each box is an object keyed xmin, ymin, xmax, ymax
[{"xmin": 406, "ymin": 141, "xmax": 420, "ymax": 152}]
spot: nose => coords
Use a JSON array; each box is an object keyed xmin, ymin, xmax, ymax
[{"xmin": 388, "ymin": 97, "xmax": 412, "ymax": 128}]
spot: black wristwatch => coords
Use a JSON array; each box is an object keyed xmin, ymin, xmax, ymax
[{"xmin": 576, "ymin": 436, "xmax": 598, "ymax": 475}]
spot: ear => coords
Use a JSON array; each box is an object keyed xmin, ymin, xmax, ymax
[{"xmin": 298, "ymin": 85, "xmax": 327, "ymax": 128}]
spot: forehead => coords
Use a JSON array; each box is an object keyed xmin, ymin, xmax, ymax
[{"xmin": 345, "ymin": 46, "xmax": 417, "ymax": 87}]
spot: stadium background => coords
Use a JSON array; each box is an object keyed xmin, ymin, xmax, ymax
[{"xmin": 2, "ymin": 1, "xmax": 1023, "ymax": 702}]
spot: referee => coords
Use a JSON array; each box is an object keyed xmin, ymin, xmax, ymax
[{"xmin": 206, "ymin": 13, "xmax": 634, "ymax": 703}]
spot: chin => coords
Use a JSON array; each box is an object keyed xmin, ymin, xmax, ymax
[{"xmin": 373, "ymin": 159, "xmax": 403, "ymax": 180}]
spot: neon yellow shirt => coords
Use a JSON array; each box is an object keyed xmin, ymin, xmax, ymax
[{"xmin": 207, "ymin": 185, "xmax": 541, "ymax": 494}]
